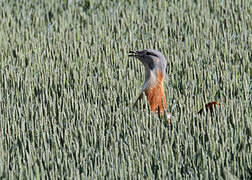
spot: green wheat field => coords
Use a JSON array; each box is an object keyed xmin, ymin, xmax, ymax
[{"xmin": 0, "ymin": 0, "xmax": 251, "ymax": 179}]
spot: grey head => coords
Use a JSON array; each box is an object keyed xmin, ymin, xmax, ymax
[{"xmin": 129, "ymin": 49, "xmax": 167, "ymax": 88}]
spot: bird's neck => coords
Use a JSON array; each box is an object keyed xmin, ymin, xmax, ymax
[{"xmin": 144, "ymin": 69, "xmax": 165, "ymax": 89}]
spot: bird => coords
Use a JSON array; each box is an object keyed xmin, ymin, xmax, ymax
[
  {"xmin": 198, "ymin": 101, "xmax": 221, "ymax": 115},
  {"xmin": 129, "ymin": 49, "xmax": 169, "ymax": 115}
]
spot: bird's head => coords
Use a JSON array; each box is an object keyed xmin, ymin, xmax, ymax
[
  {"xmin": 129, "ymin": 49, "xmax": 167, "ymax": 84},
  {"xmin": 129, "ymin": 49, "xmax": 167, "ymax": 75}
]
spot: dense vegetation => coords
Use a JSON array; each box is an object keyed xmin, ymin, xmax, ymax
[{"xmin": 0, "ymin": 0, "xmax": 251, "ymax": 179}]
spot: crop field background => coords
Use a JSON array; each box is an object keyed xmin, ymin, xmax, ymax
[{"xmin": 0, "ymin": 0, "xmax": 251, "ymax": 179}]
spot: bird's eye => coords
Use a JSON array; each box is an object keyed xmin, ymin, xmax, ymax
[{"xmin": 146, "ymin": 52, "xmax": 158, "ymax": 57}]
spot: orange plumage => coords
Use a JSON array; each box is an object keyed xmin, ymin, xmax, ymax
[
  {"xmin": 198, "ymin": 101, "xmax": 220, "ymax": 115},
  {"xmin": 145, "ymin": 71, "xmax": 167, "ymax": 113}
]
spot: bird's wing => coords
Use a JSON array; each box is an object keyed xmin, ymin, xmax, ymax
[{"xmin": 133, "ymin": 93, "xmax": 144, "ymax": 107}]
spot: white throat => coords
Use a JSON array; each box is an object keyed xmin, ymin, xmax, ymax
[{"xmin": 141, "ymin": 69, "xmax": 157, "ymax": 93}]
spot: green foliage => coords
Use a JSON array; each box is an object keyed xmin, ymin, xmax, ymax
[{"xmin": 0, "ymin": 0, "xmax": 251, "ymax": 179}]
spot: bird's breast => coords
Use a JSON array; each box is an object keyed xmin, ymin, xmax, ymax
[{"xmin": 144, "ymin": 71, "xmax": 167, "ymax": 113}]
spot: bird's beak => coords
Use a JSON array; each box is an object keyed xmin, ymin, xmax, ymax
[{"xmin": 129, "ymin": 50, "xmax": 142, "ymax": 58}]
